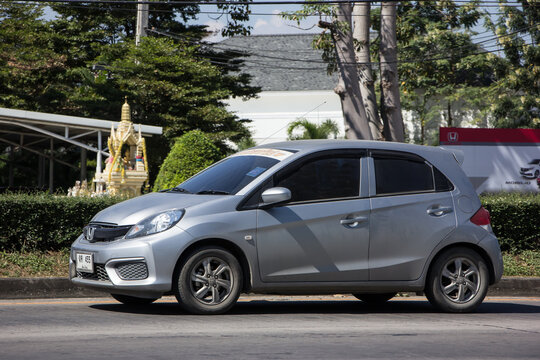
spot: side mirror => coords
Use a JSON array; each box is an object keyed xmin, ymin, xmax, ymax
[{"xmin": 260, "ymin": 187, "xmax": 291, "ymax": 209}]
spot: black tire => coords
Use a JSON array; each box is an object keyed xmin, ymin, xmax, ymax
[
  {"xmin": 353, "ymin": 293, "xmax": 397, "ymax": 304},
  {"xmin": 111, "ymin": 294, "xmax": 159, "ymax": 305},
  {"xmin": 425, "ymin": 247, "xmax": 489, "ymax": 313},
  {"xmin": 174, "ymin": 246, "xmax": 242, "ymax": 315}
]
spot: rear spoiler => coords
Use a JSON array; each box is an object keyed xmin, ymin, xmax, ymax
[{"xmin": 440, "ymin": 147, "xmax": 464, "ymax": 166}]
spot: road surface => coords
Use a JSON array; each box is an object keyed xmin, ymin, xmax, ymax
[{"xmin": 1, "ymin": 295, "xmax": 539, "ymax": 359}]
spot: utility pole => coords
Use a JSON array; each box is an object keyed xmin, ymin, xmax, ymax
[{"xmin": 135, "ymin": 0, "xmax": 149, "ymax": 46}]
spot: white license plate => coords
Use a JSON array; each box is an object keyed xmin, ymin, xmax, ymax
[{"xmin": 75, "ymin": 252, "xmax": 94, "ymax": 273}]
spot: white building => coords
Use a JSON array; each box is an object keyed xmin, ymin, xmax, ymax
[{"xmin": 220, "ymin": 34, "xmax": 346, "ymax": 144}]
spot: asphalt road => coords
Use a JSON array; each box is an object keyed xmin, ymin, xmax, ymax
[{"xmin": 0, "ymin": 295, "xmax": 539, "ymax": 360}]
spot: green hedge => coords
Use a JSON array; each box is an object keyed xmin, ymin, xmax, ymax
[
  {"xmin": 481, "ymin": 193, "xmax": 540, "ymax": 253},
  {"xmin": 153, "ymin": 130, "xmax": 223, "ymax": 191},
  {"xmin": 0, "ymin": 192, "xmax": 538, "ymax": 253},
  {"xmin": 0, "ymin": 193, "xmax": 122, "ymax": 252}
]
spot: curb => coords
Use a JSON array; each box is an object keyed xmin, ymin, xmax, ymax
[{"xmin": 1, "ymin": 277, "xmax": 539, "ymax": 299}]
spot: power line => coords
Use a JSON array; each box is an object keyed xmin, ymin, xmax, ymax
[
  {"xmin": 147, "ymin": 24, "xmax": 535, "ymax": 67},
  {"xmin": 4, "ymin": 0, "xmax": 536, "ymax": 8}
]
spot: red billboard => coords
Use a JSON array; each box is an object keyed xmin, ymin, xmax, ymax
[{"xmin": 440, "ymin": 127, "xmax": 540, "ymax": 193}]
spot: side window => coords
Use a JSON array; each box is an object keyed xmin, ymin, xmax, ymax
[
  {"xmin": 275, "ymin": 156, "xmax": 360, "ymax": 202},
  {"xmin": 434, "ymin": 167, "xmax": 454, "ymax": 192},
  {"xmin": 374, "ymin": 156, "xmax": 434, "ymax": 195}
]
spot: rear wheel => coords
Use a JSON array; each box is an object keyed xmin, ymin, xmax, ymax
[
  {"xmin": 174, "ymin": 247, "xmax": 242, "ymax": 315},
  {"xmin": 353, "ymin": 293, "xmax": 397, "ymax": 304},
  {"xmin": 111, "ymin": 294, "xmax": 159, "ymax": 305},
  {"xmin": 425, "ymin": 247, "xmax": 489, "ymax": 313}
]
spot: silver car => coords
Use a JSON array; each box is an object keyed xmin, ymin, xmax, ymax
[{"xmin": 70, "ymin": 140, "xmax": 503, "ymax": 314}]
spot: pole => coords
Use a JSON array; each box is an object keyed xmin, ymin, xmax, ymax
[
  {"xmin": 97, "ymin": 130, "xmax": 102, "ymax": 175},
  {"xmin": 135, "ymin": 0, "xmax": 149, "ymax": 46}
]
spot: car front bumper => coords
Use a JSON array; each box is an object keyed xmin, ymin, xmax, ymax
[{"xmin": 70, "ymin": 225, "xmax": 192, "ymax": 298}]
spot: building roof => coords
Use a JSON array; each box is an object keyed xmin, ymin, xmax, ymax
[{"xmin": 218, "ymin": 34, "xmax": 338, "ymax": 92}]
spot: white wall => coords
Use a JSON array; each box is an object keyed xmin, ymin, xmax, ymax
[{"xmin": 226, "ymin": 90, "xmax": 345, "ymax": 144}]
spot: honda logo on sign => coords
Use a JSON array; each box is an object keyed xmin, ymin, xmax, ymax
[{"xmin": 448, "ymin": 132, "xmax": 459, "ymax": 142}]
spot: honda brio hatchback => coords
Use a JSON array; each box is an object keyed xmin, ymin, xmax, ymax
[{"xmin": 70, "ymin": 140, "xmax": 503, "ymax": 314}]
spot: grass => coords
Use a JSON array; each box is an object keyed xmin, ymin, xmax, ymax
[
  {"xmin": 502, "ymin": 250, "xmax": 540, "ymax": 277},
  {"xmin": 1, "ymin": 250, "xmax": 539, "ymax": 278},
  {"xmin": 0, "ymin": 251, "xmax": 70, "ymax": 278}
]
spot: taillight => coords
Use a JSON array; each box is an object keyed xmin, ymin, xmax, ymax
[{"xmin": 470, "ymin": 206, "xmax": 491, "ymax": 226}]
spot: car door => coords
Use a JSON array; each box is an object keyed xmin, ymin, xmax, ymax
[
  {"xmin": 256, "ymin": 150, "xmax": 371, "ymax": 282},
  {"xmin": 368, "ymin": 151, "xmax": 456, "ymax": 281}
]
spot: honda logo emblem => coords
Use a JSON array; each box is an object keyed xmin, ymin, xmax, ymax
[
  {"xmin": 447, "ymin": 132, "xmax": 459, "ymax": 142},
  {"xmin": 84, "ymin": 226, "xmax": 96, "ymax": 241}
]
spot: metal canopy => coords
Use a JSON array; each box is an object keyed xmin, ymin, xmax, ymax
[{"xmin": 0, "ymin": 107, "xmax": 162, "ymax": 193}]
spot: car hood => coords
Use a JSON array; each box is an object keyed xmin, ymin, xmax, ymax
[{"xmin": 91, "ymin": 192, "xmax": 229, "ymax": 225}]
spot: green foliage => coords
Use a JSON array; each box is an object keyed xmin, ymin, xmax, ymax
[
  {"xmin": 0, "ymin": 251, "xmax": 69, "ymax": 277},
  {"xmin": 153, "ymin": 131, "xmax": 222, "ymax": 191},
  {"xmin": 0, "ymin": 2, "xmax": 258, "ymax": 190},
  {"xmin": 502, "ymin": 250, "xmax": 540, "ymax": 277},
  {"xmin": 484, "ymin": 1, "xmax": 539, "ymax": 128},
  {"xmin": 481, "ymin": 193, "xmax": 540, "ymax": 252},
  {"xmin": 0, "ymin": 193, "xmax": 122, "ymax": 252},
  {"xmin": 287, "ymin": 118, "xmax": 340, "ymax": 140}
]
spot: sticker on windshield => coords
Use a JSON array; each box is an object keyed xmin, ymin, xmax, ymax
[
  {"xmin": 246, "ymin": 167, "xmax": 267, "ymax": 178},
  {"xmin": 233, "ymin": 148, "xmax": 294, "ymax": 161}
]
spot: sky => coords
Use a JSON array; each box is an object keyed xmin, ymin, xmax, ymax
[{"xmin": 190, "ymin": 3, "xmax": 322, "ymax": 41}]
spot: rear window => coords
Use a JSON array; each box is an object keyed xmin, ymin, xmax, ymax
[{"xmin": 374, "ymin": 157, "xmax": 434, "ymax": 195}]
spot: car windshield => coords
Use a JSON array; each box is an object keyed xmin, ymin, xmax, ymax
[
  {"xmin": 528, "ymin": 159, "xmax": 540, "ymax": 165},
  {"xmin": 176, "ymin": 155, "xmax": 280, "ymax": 195}
]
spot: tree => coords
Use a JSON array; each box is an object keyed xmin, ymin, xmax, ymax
[
  {"xmin": 379, "ymin": 2, "xmax": 404, "ymax": 142},
  {"xmin": 0, "ymin": 2, "xmax": 258, "ymax": 189},
  {"xmin": 153, "ymin": 130, "xmax": 222, "ymax": 191},
  {"xmin": 286, "ymin": 3, "xmax": 372, "ymax": 140},
  {"xmin": 484, "ymin": 0, "xmax": 539, "ymax": 128},
  {"xmin": 395, "ymin": 1, "xmax": 492, "ymax": 144},
  {"xmin": 0, "ymin": 3, "xmax": 68, "ymax": 112},
  {"xmin": 78, "ymin": 37, "xmax": 255, "ymax": 177},
  {"xmin": 353, "ymin": 3, "xmax": 383, "ymax": 140},
  {"xmin": 287, "ymin": 118, "xmax": 339, "ymax": 140}
]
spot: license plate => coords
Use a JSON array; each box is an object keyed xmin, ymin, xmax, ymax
[{"xmin": 75, "ymin": 252, "xmax": 94, "ymax": 273}]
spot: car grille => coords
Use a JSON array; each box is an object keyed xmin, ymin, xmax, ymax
[
  {"xmin": 115, "ymin": 262, "xmax": 148, "ymax": 280},
  {"xmin": 82, "ymin": 222, "xmax": 132, "ymax": 243},
  {"xmin": 76, "ymin": 264, "xmax": 110, "ymax": 282}
]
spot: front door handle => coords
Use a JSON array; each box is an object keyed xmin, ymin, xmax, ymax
[
  {"xmin": 340, "ymin": 216, "xmax": 368, "ymax": 228},
  {"xmin": 427, "ymin": 206, "xmax": 453, "ymax": 217}
]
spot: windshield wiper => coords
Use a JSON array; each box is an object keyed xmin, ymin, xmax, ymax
[
  {"xmin": 196, "ymin": 190, "xmax": 230, "ymax": 195},
  {"xmin": 166, "ymin": 187, "xmax": 192, "ymax": 194}
]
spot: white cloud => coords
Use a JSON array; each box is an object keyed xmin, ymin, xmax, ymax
[
  {"xmin": 204, "ymin": 19, "xmax": 225, "ymax": 42},
  {"xmin": 254, "ymin": 19, "xmax": 269, "ymax": 30}
]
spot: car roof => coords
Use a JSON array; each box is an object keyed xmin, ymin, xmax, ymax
[{"xmin": 257, "ymin": 139, "xmax": 448, "ymax": 157}]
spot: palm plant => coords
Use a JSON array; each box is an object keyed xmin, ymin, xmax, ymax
[{"xmin": 287, "ymin": 118, "xmax": 340, "ymax": 140}]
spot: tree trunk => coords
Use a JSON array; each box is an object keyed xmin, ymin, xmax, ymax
[
  {"xmin": 380, "ymin": 2, "xmax": 404, "ymax": 142},
  {"xmin": 447, "ymin": 101, "xmax": 453, "ymax": 127},
  {"xmin": 353, "ymin": 3, "xmax": 383, "ymax": 140},
  {"xmin": 319, "ymin": 4, "xmax": 372, "ymax": 140}
]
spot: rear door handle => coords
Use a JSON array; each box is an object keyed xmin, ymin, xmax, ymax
[
  {"xmin": 340, "ymin": 216, "xmax": 368, "ymax": 228},
  {"xmin": 427, "ymin": 206, "xmax": 453, "ymax": 217}
]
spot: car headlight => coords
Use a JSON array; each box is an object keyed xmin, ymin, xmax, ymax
[{"xmin": 125, "ymin": 209, "xmax": 185, "ymax": 239}]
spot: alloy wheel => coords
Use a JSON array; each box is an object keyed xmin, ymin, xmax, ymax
[
  {"xmin": 439, "ymin": 257, "xmax": 480, "ymax": 304},
  {"xmin": 189, "ymin": 257, "xmax": 233, "ymax": 305}
]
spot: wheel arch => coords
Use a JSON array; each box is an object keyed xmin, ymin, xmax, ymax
[
  {"xmin": 426, "ymin": 243, "xmax": 496, "ymax": 286},
  {"xmin": 172, "ymin": 238, "xmax": 253, "ymax": 293}
]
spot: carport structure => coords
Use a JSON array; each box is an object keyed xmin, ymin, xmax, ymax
[{"xmin": 0, "ymin": 107, "xmax": 162, "ymax": 193}]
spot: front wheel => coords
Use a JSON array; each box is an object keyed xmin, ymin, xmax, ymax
[
  {"xmin": 353, "ymin": 293, "xmax": 397, "ymax": 304},
  {"xmin": 425, "ymin": 247, "xmax": 489, "ymax": 313},
  {"xmin": 174, "ymin": 247, "xmax": 242, "ymax": 315}
]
